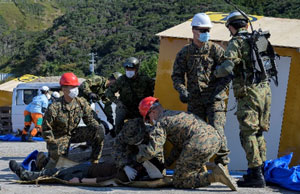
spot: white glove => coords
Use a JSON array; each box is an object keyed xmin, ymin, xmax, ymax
[
  {"xmin": 123, "ymin": 165, "xmax": 137, "ymax": 181},
  {"xmin": 142, "ymin": 160, "xmax": 163, "ymax": 179}
]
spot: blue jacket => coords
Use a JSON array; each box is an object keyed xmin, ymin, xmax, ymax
[{"xmin": 29, "ymin": 94, "xmax": 49, "ymax": 114}]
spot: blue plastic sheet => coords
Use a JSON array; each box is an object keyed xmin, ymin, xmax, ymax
[
  {"xmin": 0, "ymin": 134, "xmax": 44, "ymax": 141},
  {"xmin": 22, "ymin": 150, "xmax": 39, "ymax": 170},
  {"xmin": 264, "ymin": 152, "xmax": 300, "ymax": 191}
]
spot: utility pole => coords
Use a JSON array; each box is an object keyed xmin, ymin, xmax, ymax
[{"xmin": 89, "ymin": 52, "xmax": 97, "ymax": 75}]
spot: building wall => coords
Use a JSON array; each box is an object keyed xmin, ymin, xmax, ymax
[
  {"xmin": 276, "ymin": 47, "xmax": 300, "ymax": 166},
  {"xmin": 0, "ymin": 91, "xmax": 12, "ymax": 107}
]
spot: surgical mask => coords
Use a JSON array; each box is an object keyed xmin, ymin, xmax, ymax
[
  {"xmin": 68, "ymin": 87, "xmax": 79, "ymax": 99},
  {"xmin": 126, "ymin": 70, "xmax": 135, "ymax": 78},
  {"xmin": 198, "ymin": 32, "xmax": 210, "ymax": 42}
]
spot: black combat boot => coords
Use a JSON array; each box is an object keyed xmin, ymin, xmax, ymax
[
  {"xmin": 238, "ymin": 165, "xmax": 266, "ymax": 188},
  {"xmin": 9, "ymin": 160, "xmax": 43, "ymax": 181},
  {"xmin": 243, "ymin": 163, "xmax": 265, "ymax": 180},
  {"xmin": 21, "ymin": 134, "xmax": 27, "ymax": 142},
  {"xmin": 9, "ymin": 160, "xmax": 22, "ymax": 177}
]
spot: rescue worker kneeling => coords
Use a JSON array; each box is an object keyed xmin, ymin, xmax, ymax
[
  {"xmin": 42, "ymin": 72, "xmax": 105, "ymax": 169},
  {"xmin": 113, "ymin": 118, "xmax": 165, "ymax": 181},
  {"xmin": 137, "ymin": 97, "xmax": 237, "ymax": 190}
]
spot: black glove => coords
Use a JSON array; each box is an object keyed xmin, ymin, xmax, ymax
[
  {"xmin": 179, "ymin": 90, "xmax": 189, "ymax": 103},
  {"xmin": 88, "ymin": 93, "xmax": 98, "ymax": 103},
  {"xmin": 42, "ymin": 107, "xmax": 47, "ymax": 113}
]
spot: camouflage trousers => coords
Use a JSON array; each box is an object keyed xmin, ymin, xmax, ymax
[
  {"xmin": 188, "ymin": 99, "xmax": 230, "ymax": 166},
  {"xmin": 45, "ymin": 126, "xmax": 104, "ymax": 169},
  {"xmin": 173, "ymin": 131, "xmax": 221, "ymax": 188},
  {"xmin": 236, "ymin": 81, "xmax": 271, "ymax": 168},
  {"xmin": 114, "ymin": 102, "xmax": 141, "ymax": 134}
]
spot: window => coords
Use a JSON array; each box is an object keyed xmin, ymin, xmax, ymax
[{"xmin": 23, "ymin": 89, "xmax": 38, "ymax": 105}]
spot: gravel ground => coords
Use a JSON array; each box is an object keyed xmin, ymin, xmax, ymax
[{"xmin": 0, "ymin": 141, "xmax": 298, "ymax": 194}]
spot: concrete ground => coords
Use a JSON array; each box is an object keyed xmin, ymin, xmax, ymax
[{"xmin": 0, "ymin": 141, "xmax": 298, "ymax": 194}]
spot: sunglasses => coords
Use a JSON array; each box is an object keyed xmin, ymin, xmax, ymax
[{"xmin": 192, "ymin": 28, "xmax": 210, "ymax": 33}]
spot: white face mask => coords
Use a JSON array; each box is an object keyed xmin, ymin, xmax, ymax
[
  {"xmin": 125, "ymin": 70, "xmax": 135, "ymax": 78},
  {"xmin": 68, "ymin": 87, "xmax": 79, "ymax": 99}
]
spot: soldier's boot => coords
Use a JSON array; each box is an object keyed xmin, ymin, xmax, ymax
[
  {"xmin": 243, "ymin": 163, "xmax": 265, "ymax": 180},
  {"xmin": 223, "ymin": 165, "xmax": 229, "ymax": 175},
  {"xmin": 208, "ymin": 163, "xmax": 237, "ymax": 191},
  {"xmin": 9, "ymin": 160, "xmax": 57, "ymax": 181},
  {"xmin": 237, "ymin": 165, "xmax": 266, "ymax": 188},
  {"xmin": 9, "ymin": 160, "xmax": 41, "ymax": 181}
]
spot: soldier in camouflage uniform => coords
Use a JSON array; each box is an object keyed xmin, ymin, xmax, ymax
[
  {"xmin": 105, "ymin": 57, "xmax": 154, "ymax": 134},
  {"xmin": 42, "ymin": 72, "xmax": 105, "ymax": 169},
  {"xmin": 171, "ymin": 13, "xmax": 230, "ymax": 166},
  {"xmin": 137, "ymin": 97, "xmax": 237, "ymax": 190},
  {"xmin": 113, "ymin": 118, "xmax": 165, "ymax": 181},
  {"xmin": 79, "ymin": 72, "xmax": 122, "ymax": 125},
  {"xmin": 214, "ymin": 11, "xmax": 272, "ymax": 188}
]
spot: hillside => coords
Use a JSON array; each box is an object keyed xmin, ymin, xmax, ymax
[{"xmin": 0, "ymin": 0, "xmax": 299, "ymax": 78}]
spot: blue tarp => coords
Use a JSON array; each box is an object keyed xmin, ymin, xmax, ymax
[
  {"xmin": 22, "ymin": 150, "xmax": 39, "ymax": 170},
  {"xmin": 264, "ymin": 152, "xmax": 300, "ymax": 191},
  {"xmin": 0, "ymin": 134, "xmax": 44, "ymax": 141}
]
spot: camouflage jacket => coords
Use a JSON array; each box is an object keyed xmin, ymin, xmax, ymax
[
  {"xmin": 216, "ymin": 28, "xmax": 262, "ymax": 97},
  {"xmin": 79, "ymin": 75, "xmax": 109, "ymax": 103},
  {"xmin": 105, "ymin": 73, "xmax": 154, "ymax": 117},
  {"xmin": 42, "ymin": 96, "xmax": 103, "ymax": 144},
  {"xmin": 136, "ymin": 110, "xmax": 220, "ymax": 165},
  {"xmin": 79, "ymin": 75, "xmax": 113, "ymax": 124},
  {"xmin": 112, "ymin": 118, "xmax": 164, "ymax": 168},
  {"xmin": 171, "ymin": 41, "xmax": 228, "ymax": 101}
]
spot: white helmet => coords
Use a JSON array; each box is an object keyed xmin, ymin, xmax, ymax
[
  {"xmin": 41, "ymin": 86, "xmax": 49, "ymax": 92},
  {"xmin": 191, "ymin": 13, "xmax": 212, "ymax": 28},
  {"xmin": 52, "ymin": 91, "xmax": 60, "ymax": 99}
]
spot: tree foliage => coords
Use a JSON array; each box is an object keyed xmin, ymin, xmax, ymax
[{"xmin": 0, "ymin": 0, "xmax": 298, "ymax": 78}]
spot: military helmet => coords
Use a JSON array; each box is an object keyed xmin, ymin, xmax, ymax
[
  {"xmin": 109, "ymin": 72, "xmax": 122, "ymax": 80},
  {"xmin": 225, "ymin": 11, "xmax": 248, "ymax": 27},
  {"xmin": 123, "ymin": 57, "xmax": 140, "ymax": 68}
]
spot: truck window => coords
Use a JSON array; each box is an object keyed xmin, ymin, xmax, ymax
[{"xmin": 23, "ymin": 89, "xmax": 38, "ymax": 105}]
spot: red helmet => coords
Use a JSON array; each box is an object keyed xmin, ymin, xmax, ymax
[
  {"xmin": 60, "ymin": 72, "xmax": 80, "ymax": 86},
  {"xmin": 139, "ymin": 96, "xmax": 159, "ymax": 119}
]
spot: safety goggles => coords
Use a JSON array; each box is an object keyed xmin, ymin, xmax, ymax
[{"xmin": 192, "ymin": 27, "xmax": 210, "ymax": 33}]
